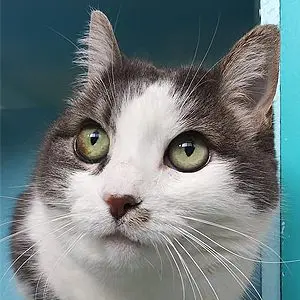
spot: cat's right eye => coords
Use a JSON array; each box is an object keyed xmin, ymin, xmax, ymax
[
  {"xmin": 74, "ymin": 125, "xmax": 110, "ymax": 163},
  {"xmin": 165, "ymin": 131, "xmax": 209, "ymax": 172}
]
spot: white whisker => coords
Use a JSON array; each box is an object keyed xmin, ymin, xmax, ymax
[
  {"xmin": 152, "ymin": 241, "xmax": 164, "ymax": 280},
  {"xmin": 48, "ymin": 27, "xmax": 80, "ymax": 51},
  {"xmin": 162, "ymin": 235, "xmax": 186, "ymax": 300},
  {"xmin": 184, "ymin": 15, "xmax": 220, "ymax": 99},
  {"xmin": 42, "ymin": 232, "xmax": 85, "ymax": 300},
  {"xmin": 179, "ymin": 19, "xmax": 201, "ymax": 96},
  {"xmin": 0, "ymin": 213, "xmax": 78, "ymax": 244},
  {"xmin": 173, "ymin": 238, "xmax": 203, "ymax": 300},
  {"xmin": 169, "ymin": 237, "xmax": 198, "ymax": 300},
  {"xmin": 174, "ymin": 226, "xmax": 261, "ymax": 300},
  {"xmin": 1, "ymin": 221, "xmax": 73, "ymax": 283},
  {"xmin": 180, "ymin": 216, "xmax": 295, "ymax": 264},
  {"xmin": 161, "ymin": 243, "xmax": 176, "ymax": 287},
  {"xmin": 114, "ymin": 4, "xmax": 122, "ymax": 32},
  {"xmin": 172, "ymin": 236, "xmax": 219, "ymax": 300}
]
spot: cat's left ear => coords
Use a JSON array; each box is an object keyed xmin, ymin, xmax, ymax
[
  {"xmin": 218, "ymin": 25, "xmax": 280, "ymax": 129},
  {"xmin": 77, "ymin": 10, "xmax": 122, "ymax": 80}
]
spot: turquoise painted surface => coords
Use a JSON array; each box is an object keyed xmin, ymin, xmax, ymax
[
  {"xmin": 281, "ymin": 0, "xmax": 300, "ymax": 298},
  {"xmin": 1, "ymin": 0, "xmax": 258, "ymax": 109},
  {"xmin": 260, "ymin": 1, "xmax": 281, "ymax": 300}
]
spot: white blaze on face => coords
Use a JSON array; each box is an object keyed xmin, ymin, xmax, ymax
[{"xmin": 102, "ymin": 82, "xmax": 184, "ymax": 196}]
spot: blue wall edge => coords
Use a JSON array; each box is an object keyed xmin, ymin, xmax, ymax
[{"xmin": 260, "ymin": 1, "xmax": 281, "ymax": 300}]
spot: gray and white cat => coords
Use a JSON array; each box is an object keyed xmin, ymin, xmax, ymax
[{"xmin": 11, "ymin": 10, "xmax": 280, "ymax": 300}]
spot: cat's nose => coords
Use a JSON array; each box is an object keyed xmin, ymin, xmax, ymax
[{"xmin": 104, "ymin": 194, "xmax": 139, "ymax": 220}]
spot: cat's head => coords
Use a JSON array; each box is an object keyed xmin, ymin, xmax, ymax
[{"xmin": 34, "ymin": 11, "xmax": 279, "ymax": 268}]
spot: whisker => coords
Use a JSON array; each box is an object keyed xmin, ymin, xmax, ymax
[
  {"xmin": 110, "ymin": 56, "xmax": 117, "ymax": 103},
  {"xmin": 142, "ymin": 254, "xmax": 157, "ymax": 272},
  {"xmin": 152, "ymin": 241, "xmax": 163, "ymax": 280},
  {"xmin": 48, "ymin": 26, "xmax": 80, "ymax": 50},
  {"xmin": 180, "ymin": 216, "xmax": 296, "ymax": 264},
  {"xmin": 7, "ymin": 185, "xmax": 30, "ymax": 189},
  {"xmin": 0, "ymin": 195, "xmax": 73, "ymax": 207},
  {"xmin": 0, "ymin": 213, "xmax": 78, "ymax": 243},
  {"xmin": 9, "ymin": 224, "xmax": 76, "ymax": 283},
  {"xmin": 183, "ymin": 55, "xmax": 222, "ymax": 102},
  {"xmin": 184, "ymin": 15, "xmax": 220, "ymax": 99},
  {"xmin": 0, "ymin": 220, "xmax": 16, "ymax": 228},
  {"xmin": 167, "ymin": 237, "xmax": 198, "ymax": 300},
  {"xmin": 101, "ymin": 69, "xmax": 115, "ymax": 111},
  {"xmin": 1, "ymin": 221, "xmax": 74, "ymax": 283},
  {"xmin": 0, "ymin": 195, "xmax": 27, "ymax": 201},
  {"xmin": 172, "ymin": 236, "xmax": 219, "ymax": 300},
  {"xmin": 162, "ymin": 236, "xmax": 186, "ymax": 300},
  {"xmin": 175, "ymin": 226, "xmax": 261, "ymax": 300},
  {"xmin": 186, "ymin": 222, "xmax": 286, "ymax": 265},
  {"xmin": 114, "ymin": 3, "xmax": 122, "ymax": 32},
  {"xmin": 173, "ymin": 238, "xmax": 203, "ymax": 300},
  {"xmin": 186, "ymin": 235, "xmax": 257, "ymax": 300},
  {"xmin": 161, "ymin": 243, "xmax": 176, "ymax": 287},
  {"xmin": 42, "ymin": 232, "xmax": 85, "ymax": 300},
  {"xmin": 179, "ymin": 18, "xmax": 201, "ymax": 96}
]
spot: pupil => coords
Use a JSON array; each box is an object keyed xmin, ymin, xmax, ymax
[
  {"xmin": 181, "ymin": 142, "xmax": 195, "ymax": 157},
  {"xmin": 90, "ymin": 131, "xmax": 99, "ymax": 145}
]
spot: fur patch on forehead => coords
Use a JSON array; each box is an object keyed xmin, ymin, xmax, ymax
[{"xmin": 116, "ymin": 82, "xmax": 185, "ymax": 138}]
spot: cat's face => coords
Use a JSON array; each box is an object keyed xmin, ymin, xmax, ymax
[{"xmin": 34, "ymin": 11, "xmax": 279, "ymax": 269}]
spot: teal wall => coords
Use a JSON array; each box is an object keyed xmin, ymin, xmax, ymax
[
  {"xmin": 260, "ymin": 1, "xmax": 280, "ymax": 300},
  {"xmin": 1, "ymin": 0, "xmax": 258, "ymax": 109},
  {"xmin": 281, "ymin": 0, "xmax": 300, "ymax": 298}
]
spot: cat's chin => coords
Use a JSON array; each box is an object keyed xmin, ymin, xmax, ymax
[
  {"xmin": 84, "ymin": 231, "xmax": 147, "ymax": 267},
  {"xmin": 95, "ymin": 234, "xmax": 147, "ymax": 270},
  {"xmin": 70, "ymin": 233, "xmax": 144, "ymax": 272},
  {"xmin": 102, "ymin": 232, "xmax": 141, "ymax": 247}
]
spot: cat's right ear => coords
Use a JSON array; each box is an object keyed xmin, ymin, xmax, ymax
[{"xmin": 77, "ymin": 10, "xmax": 122, "ymax": 81}]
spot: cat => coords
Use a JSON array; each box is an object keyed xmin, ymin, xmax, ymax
[{"xmin": 10, "ymin": 10, "xmax": 280, "ymax": 300}]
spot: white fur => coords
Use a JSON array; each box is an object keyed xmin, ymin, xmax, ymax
[{"xmin": 24, "ymin": 82, "xmax": 274, "ymax": 300}]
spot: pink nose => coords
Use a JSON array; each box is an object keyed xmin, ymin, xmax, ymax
[{"xmin": 105, "ymin": 195, "xmax": 138, "ymax": 219}]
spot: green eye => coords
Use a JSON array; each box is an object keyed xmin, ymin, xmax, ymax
[
  {"xmin": 166, "ymin": 131, "xmax": 209, "ymax": 172},
  {"xmin": 75, "ymin": 125, "xmax": 110, "ymax": 163}
]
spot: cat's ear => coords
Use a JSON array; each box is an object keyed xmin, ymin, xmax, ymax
[
  {"xmin": 77, "ymin": 10, "xmax": 121, "ymax": 80},
  {"xmin": 218, "ymin": 25, "xmax": 280, "ymax": 129}
]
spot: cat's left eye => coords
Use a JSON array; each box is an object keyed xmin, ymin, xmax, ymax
[
  {"xmin": 74, "ymin": 125, "xmax": 110, "ymax": 163},
  {"xmin": 165, "ymin": 131, "xmax": 209, "ymax": 172}
]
